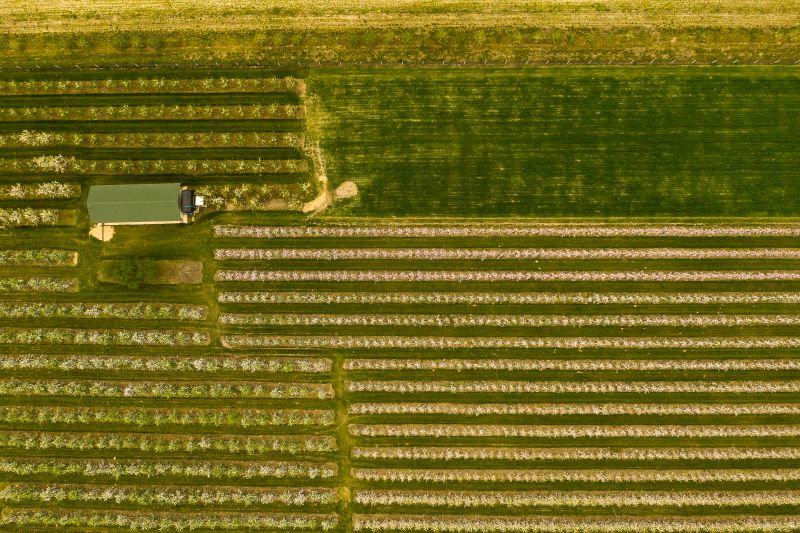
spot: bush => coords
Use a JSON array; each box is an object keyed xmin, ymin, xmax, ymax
[{"xmin": 103, "ymin": 258, "xmax": 157, "ymax": 289}]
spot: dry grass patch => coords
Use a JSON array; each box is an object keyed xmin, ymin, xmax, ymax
[{"xmin": 154, "ymin": 260, "xmax": 203, "ymax": 285}]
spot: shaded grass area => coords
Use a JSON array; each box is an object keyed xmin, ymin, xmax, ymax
[{"xmin": 308, "ymin": 66, "xmax": 800, "ymax": 217}]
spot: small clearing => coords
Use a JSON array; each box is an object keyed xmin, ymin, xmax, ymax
[{"xmin": 88, "ymin": 224, "xmax": 114, "ymax": 242}]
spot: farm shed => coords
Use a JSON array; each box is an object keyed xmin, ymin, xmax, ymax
[{"xmin": 87, "ymin": 183, "xmax": 183, "ymax": 225}]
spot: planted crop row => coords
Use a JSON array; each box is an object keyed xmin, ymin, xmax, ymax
[
  {"xmin": 351, "ymin": 468, "xmax": 800, "ymax": 484},
  {"xmin": 0, "ymin": 328, "xmax": 209, "ymax": 346},
  {"xmin": 0, "ymin": 379, "xmax": 333, "ymax": 399},
  {"xmin": 0, "ymin": 181, "xmax": 79, "ymax": 199},
  {"xmin": 0, "ymin": 354, "xmax": 330, "ymax": 374},
  {"xmin": 347, "ymin": 380, "xmax": 800, "ymax": 394},
  {"xmin": 0, "ymin": 208, "xmax": 63, "ymax": 228},
  {"xmin": 0, "ymin": 483, "xmax": 337, "ymax": 507},
  {"xmin": 1, "ymin": 430, "xmax": 335, "ymax": 455},
  {"xmin": 0, "ymin": 249, "xmax": 76, "ymax": 266},
  {"xmin": 0, "ymin": 104, "xmax": 303, "ymax": 121},
  {"xmin": 214, "ymin": 247, "xmax": 800, "ymax": 261},
  {"xmin": 2, "ymin": 509, "xmax": 337, "ymax": 531},
  {"xmin": 0, "ymin": 406, "xmax": 337, "ymax": 431},
  {"xmin": 223, "ymin": 335, "xmax": 800, "ymax": 350},
  {"xmin": 4, "ymin": 157, "xmax": 307, "ymax": 175},
  {"xmin": 351, "ymin": 514, "xmax": 800, "ymax": 532},
  {"xmin": 0, "ymin": 458, "xmax": 337, "ymax": 480},
  {"xmin": 353, "ymin": 489, "xmax": 800, "ymax": 509},
  {"xmin": 0, "ymin": 302, "xmax": 206, "ymax": 321},
  {"xmin": 351, "ymin": 446, "xmax": 800, "ymax": 462},
  {"xmin": 215, "ymin": 269, "xmax": 800, "ymax": 283},
  {"xmin": 0, "ymin": 277, "xmax": 76, "ymax": 292},
  {"xmin": 213, "ymin": 224, "xmax": 800, "ymax": 239},
  {"xmin": 349, "ymin": 424, "xmax": 800, "ymax": 439},
  {"xmin": 219, "ymin": 312, "xmax": 800, "ymax": 328},
  {"xmin": 344, "ymin": 358, "xmax": 800, "ymax": 372},
  {"xmin": 0, "ymin": 131, "xmax": 303, "ymax": 148},
  {"xmin": 348, "ymin": 402, "xmax": 800, "ymax": 417},
  {"xmin": 196, "ymin": 182, "xmax": 313, "ymax": 211},
  {"xmin": 217, "ymin": 290, "xmax": 800, "ymax": 306},
  {"xmin": 0, "ymin": 77, "xmax": 304, "ymax": 95}
]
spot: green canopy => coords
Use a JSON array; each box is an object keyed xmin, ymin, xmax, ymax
[{"xmin": 88, "ymin": 183, "xmax": 181, "ymax": 224}]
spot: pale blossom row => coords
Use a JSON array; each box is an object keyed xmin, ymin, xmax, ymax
[
  {"xmin": 349, "ymin": 402, "xmax": 800, "ymax": 417},
  {"xmin": 0, "ymin": 354, "xmax": 330, "ymax": 374},
  {"xmin": 214, "ymin": 269, "xmax": 800, "ymax": 282},
  {"xmin": 0, "ymin": 458, "xmax": 337, "ymax": 480},
  {"xmin": 0, "ymin": 207, "xmax": 63, "ymax": 228},
  {"xmin": 213, "ymin": 224, "xmax": 800, "ymax": 239},
  {"xmin": 0, "ymin": 302, "xmax": 206, "ymax": 321},
  {"xmin": 0, "ymin": 249, "xmax": 76, "ymax": 267},
  {"xmin": 214, "ymin": 247, "xmax": 800, "ymax": 261},
  {"xmin": 218, "ymin": 290, "xmax": 800, "ymax": 306},
  {"xmin": 351, "ymin": 467, "xmax": 800, "ymax": 484},
  {"xmin": 1, "ymin": 430, "xmax": 335, "ymax": 454},
  {"xmin": 223, "ymin": 335, "xmax": 800, "ymax": 350},
  {"xmin": 0, "ymin": 405, "xmax": 336, "ymax": 431},
  {"xmin": 2, "ymin": 131, "xmax": 303, "ymax": 149},
  {"xmin": 349, "ymin": 424, "xmax": 800, "ymax": 438},
  {"xmin": 0, "ymin": 77, "xmax": 304, "ymax": 95},
  {"xmin": 220, "ymin": 312, "xmax": 800, "ymax": 328},
  {"xmin": 347, "ymin": 380, "xmax": 800, "ymax": 394},
  {"xmin": 352, "ymin": 514, "xmax": 800, "ymax": 532},
  {"xmin": 0, "ymin": 483, "xmax": 337, "ymax": 507},
  {"xmin": 353, "ymin": 489, "xmax": 800, "ymax": 508},
  {"xmin": 0, "ymin": 277, "xmax": 77, "ymax": 293},
  {"xmin": 351, "ymin": 446, "xmax": 800, "ymax": 462},
  {"xmin": 0, "ymin": 379, "xmax": 333, "ymax": 399},
  {"xmin": 0, "ymin": 104, "xmax": 303, "ymax": 121},
  {"xmin": 344, "ymin": 358, "xmax": 800, "ymax": 372},
  {"xmin": 7, "ymin": 157, "xmax": 307, "ymax": 176},
  {"xmin": 0, "ymin": 181, "xmax": 79, "ymax": 199},
  {"xmin": 0, "ymin": 328, "xmax": 209, "ymax": 346},
  {"xmin": 1, "ymin": 510, "xmax": 338, "ymax": 531}
]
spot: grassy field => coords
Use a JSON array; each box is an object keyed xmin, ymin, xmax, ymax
[
  {"xmin": 1, "ymin": 1, "xmax": 800, "ymax": 66},
  {"xmin": 309, "ymin": 66, "xmax": 800, "ymax": 217},
  {"xmin": 2, "ymin": 65, "xmax": 800, "ymax": 531}
]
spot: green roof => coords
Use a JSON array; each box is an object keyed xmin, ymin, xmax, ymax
[{"xmin": 88, "ymin": 183, "xmax": 181, "ymax": 224}]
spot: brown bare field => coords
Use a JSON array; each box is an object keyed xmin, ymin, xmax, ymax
[{"xmin": 154, "ymin": 260, "xmax": 203, "ymax": 285}]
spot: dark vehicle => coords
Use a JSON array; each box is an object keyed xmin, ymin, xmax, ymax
[{"xmin": 180, "ymin": 189, "xmax": 196, "ymax": 214}]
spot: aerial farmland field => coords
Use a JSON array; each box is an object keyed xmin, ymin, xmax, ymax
[{"xmin": 1, "ymin": 2, "xmax": 800, "ymax": 532}]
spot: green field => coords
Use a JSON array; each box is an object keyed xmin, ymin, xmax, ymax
[
  {"xmin": 310, "ymin": 67, "xmax": 800, "ymax": 217},
  {"xmin": 1, "ymin": 65, "xmax": 800, "ymax": 531}
]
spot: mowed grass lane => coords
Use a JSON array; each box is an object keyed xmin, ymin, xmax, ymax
[{"xmin": 215, "ymin": 222, "xmax": 800, "ymax": 531}]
